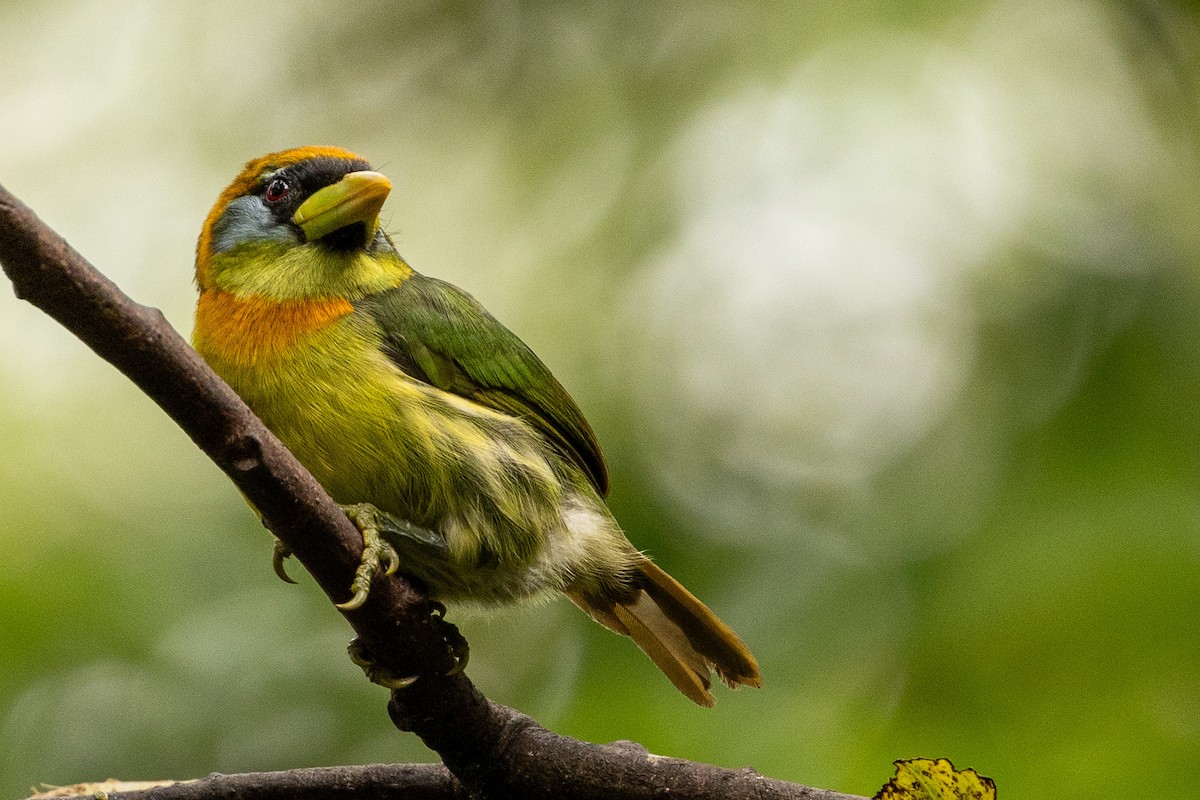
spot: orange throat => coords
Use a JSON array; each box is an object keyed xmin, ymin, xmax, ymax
[{"xmin": 194, "ymin": 289, "xmax": 354, "ymax": 366}]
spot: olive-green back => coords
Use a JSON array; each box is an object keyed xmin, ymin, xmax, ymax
[{"xmin": 355, "ymin": 275, "xmax": 610, "ymax": 496}]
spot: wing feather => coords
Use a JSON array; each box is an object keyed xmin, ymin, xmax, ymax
[{"xmin": 355, "ymin": 275, "xmax": 610, "ymax": 495}]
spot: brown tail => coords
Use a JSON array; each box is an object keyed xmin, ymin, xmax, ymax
[{"xmin": 565, "ymin": 557, "xmax": 761, "ymax": 707}]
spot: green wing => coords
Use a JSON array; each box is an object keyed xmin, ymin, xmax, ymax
[{"xmin": 356, "ymin": 274, "xmax": 610, "ymax": 496}]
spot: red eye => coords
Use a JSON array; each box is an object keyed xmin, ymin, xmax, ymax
[{"xmin": 265, "ymin": 178, "xmax": 290, "ymax": 203}]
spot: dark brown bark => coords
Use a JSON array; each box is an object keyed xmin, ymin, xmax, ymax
[
  {"xmin": 121, "ymin": 764, "xmax": 462, "ymax": 800},
  {"xmin": 0, "ymin": 184, "xmax": 866, "ymax": 800}
]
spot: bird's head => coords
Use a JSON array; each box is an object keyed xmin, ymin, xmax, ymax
[{"xmin": 196, "ymin": 146, "xmax": 408, "ymax": 300}]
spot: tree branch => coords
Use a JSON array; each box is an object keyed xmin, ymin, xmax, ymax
[
  {"xmin": 25, "ymin": 764, "xmax": 463, "ymax": 800},
  {"xmin": 0, "ymin": 183, "xmax": 867, "ymax": 800}
]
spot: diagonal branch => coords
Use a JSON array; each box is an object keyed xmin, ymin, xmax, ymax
[{"xmin": 0, "ymin": 183, "xmax": 867, "ymax": 800}]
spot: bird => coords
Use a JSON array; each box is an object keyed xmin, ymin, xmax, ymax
[{"xmin": 192, "ymin": 145, "xmax": 760, "ymax": 706}]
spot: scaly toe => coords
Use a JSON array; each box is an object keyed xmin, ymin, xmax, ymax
[{"xmin": 335, "ymin": 504, "xmax": 402, "ymax": 610}]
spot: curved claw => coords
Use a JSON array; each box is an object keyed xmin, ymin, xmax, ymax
[
  {"xmin": 335, "ymin": 587, "xmax": 370, "ymax": 612},
  {"xmin": 347, "ymin": 637, "xmax": 420, "ymax": 689},
  {"xmin": 379, "ymin": 673, "xmax": 420, "ymax": 690},
  {"xmin": 446, "ymin": 647, "xmax": 469, "ymax": 676},
  {"xmin": 272, "ymin": 540, "xmax": 298, "ymax": 585},
  {"xmin": 381, "ymin": 543, "xmax": 400, "ymax": 577}
]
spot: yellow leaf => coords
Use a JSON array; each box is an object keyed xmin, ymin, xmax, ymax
[{"xmin": 873, "ymin": 758, "xmax": 996, "ymax": 800}]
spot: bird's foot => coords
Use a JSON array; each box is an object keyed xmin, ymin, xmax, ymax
[
  {"xmin": 268, "ymin": 505, "xmax": 443, "ymax": 603},
  {"xmin": 347, "ymin": 601, "xmax": 469, "ymax": 688},
  {"xmin": 336, "ymin": 503, "xmax": 403, "ymax": 611}
]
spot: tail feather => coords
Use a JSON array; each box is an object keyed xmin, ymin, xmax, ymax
[
  {"xmin": 638, "ymin": 559, "xmax": 761, "ymax": 688},
  {"xmin": 566, "ymin": 557, "xmax": 761, "ymax": 706},
  {"xmin": 613, "ymin": 600, "xmax": 715, "ymax": 706}
]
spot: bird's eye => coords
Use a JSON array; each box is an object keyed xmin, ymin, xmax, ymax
[{"xmin": 264, "ymin": 178, "xmax": 290, "ymax": 203}]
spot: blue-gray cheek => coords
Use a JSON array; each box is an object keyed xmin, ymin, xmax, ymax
[{"xmin": 210, "ymin": 195, "xmax": 298, "ymax": 254}]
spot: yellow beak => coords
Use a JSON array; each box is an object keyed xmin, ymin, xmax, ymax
[{"xmin": 291, "ymin": 170, "xmax": 392, "ymax": 243}]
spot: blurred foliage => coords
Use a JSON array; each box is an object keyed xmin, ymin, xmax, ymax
[{"xmin": 2, "ymin": 1, "xmax": 1199, "ymax": 798}]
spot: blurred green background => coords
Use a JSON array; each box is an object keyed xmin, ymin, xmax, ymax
[{"xmin": 2, "ymin": 1, "xmax": 1199, "ymax": 797}]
